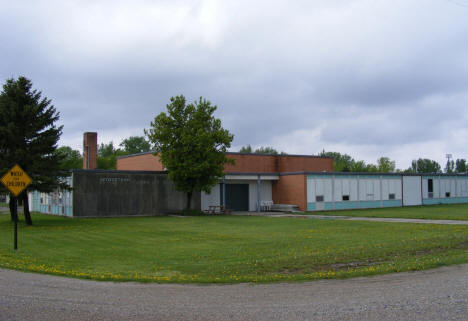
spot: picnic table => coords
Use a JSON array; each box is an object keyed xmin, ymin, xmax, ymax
[{"xmin": 204, "ymin": 205, "xmax": 232, "ymax": 215}]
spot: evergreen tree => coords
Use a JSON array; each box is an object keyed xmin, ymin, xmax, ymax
[{"xmin": 0, "ymin": 76, "xmax": 67, "ymax": 225}]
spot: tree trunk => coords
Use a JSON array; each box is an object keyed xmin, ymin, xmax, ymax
[
  {"xmin": 23, "ymin": 192, "xmax": 32, "ymax": 225},
  {"xmin": 9, "ymin": 195, "xmax": 18, "ymax": 222},
  {"xmin": 186, "ymin": 191, "xmax": 193, "ymax": 210}
]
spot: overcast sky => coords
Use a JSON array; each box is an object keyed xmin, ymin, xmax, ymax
[{"xmin": 1, "ymin": 0, "xmax": 467, "ymax": 170}]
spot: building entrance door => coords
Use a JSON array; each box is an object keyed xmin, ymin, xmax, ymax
[{"xmin": 223, "ymin": 184, "xmax": 249, "ymax": 211}]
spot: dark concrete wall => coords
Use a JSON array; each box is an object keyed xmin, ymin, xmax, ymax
[{"xmin": 72, "ymin": 170, "xmax": 200, "ymax": 217}]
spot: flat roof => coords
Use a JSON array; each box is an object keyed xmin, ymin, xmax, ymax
[
  {"xmin": 280, "ymin": 171, "xmax": 468, "ymax": 177},
  {"xmin": 71, "ymin": 169, "xmax": 169, "ymax": 175},
  {"xmin": 116, "ymin": 151, "xmax": 333, "ymax": 160}
]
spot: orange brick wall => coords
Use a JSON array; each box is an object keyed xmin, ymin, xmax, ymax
[
  {"xmin": 116, "ymin": 152, "xmax": 333, "ymax": 174},
  {"xmin": 83, "ymin": 132, "xmax": 97, "ymax": 170},
  {"xmin": 117, "ymin": 153, "xmax": 164, "ymax": 171},
  {"xmin": 272, "ymin": 174, "xmax": 307, "ymax": 211},
  {"xmin": 278, "ymin": 155, "xmax": 333, "ymax": 172},
  {"xmin": 224, "ymin": 154, "xmax": 277, "ymax": 173},
  {"xmin": 117, "ymin": 153, "xmax": 275, "ymax": 172}
]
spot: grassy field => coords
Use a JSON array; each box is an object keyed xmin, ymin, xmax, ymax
[
  {"xmin": 1, "ymin": 212, "xmax": 468, "ymax": 283},
  {"xmin": 306, "ymin": 204, "xmax": 468, "ymax": 220}
]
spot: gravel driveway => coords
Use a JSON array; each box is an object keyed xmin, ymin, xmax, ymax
[{"xmin": 1, "ymin": 264, "xmax": 468, "ymax": 321}]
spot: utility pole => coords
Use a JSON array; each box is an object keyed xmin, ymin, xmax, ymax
[{"xmin": 446, "ymin": 154, "xmax": 453, "ymax": 173}]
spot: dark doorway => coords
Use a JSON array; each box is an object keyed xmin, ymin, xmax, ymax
[
  {"xmin": 221, "ymin": 184, "xmax": 249, "ymax": 211},
  {"xmin": 428, "ymin": 179, "xmax": 433, "ymax": 193}
]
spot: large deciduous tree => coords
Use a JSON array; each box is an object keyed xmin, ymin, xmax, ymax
[
  {"xmin": 119, "ymin": 136, "xmax": 151, "ymax": 155},
  {"xmin": 408, "ymin": 158, "xmax": 441, "ymax": 173},
  {"xmin": 320, "ymin": 151, "xmax": 355, "ymax": 172},
  {"xmin": 0, "ymin": 76, "xmax": 68, "ymax": 225},
  {"xmin": 145, "ymin": 95, "xmax": 234, "ymax": 210},
  {"xmin": 320, "ymin": 151, "xmax": 398, "ymax": 173},
  {"xmin": 455, "ymin": 159, "xmax": 467, "ymax": 173},
  {"xmin": 97, "ymin": 142, "xmax": 119, "ymax": 169},
  {"xmin": 56, "ymin": 146, "xmax": 82, "ymax": 170},
  {"xmin": 445, "ymin": 159, "xmax": 455, "ymax": 174},
  {"xmin": 376, "ymin": 157, "xmax": 396, "ymax": 173}
]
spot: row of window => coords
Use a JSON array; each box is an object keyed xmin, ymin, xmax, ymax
[
  {"xmin": 428, "ymin": 192, "xmax": 450, "ymax": 198},
  {"xmin": 427, "ymin": 179, "xmax": 452, "ymax": 198},
  {"xmin": 315, "ymin": 193, "xmax": 396, "ymax": 202}
]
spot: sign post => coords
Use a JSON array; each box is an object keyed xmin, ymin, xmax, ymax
[{"xmin": 1, "ymin": 164, "xmax": 32, "ymax": 250}]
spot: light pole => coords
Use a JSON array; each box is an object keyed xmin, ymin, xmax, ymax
[{"xmin": 446, "ymin": 154, "xmax": 452, "ymax": 173}]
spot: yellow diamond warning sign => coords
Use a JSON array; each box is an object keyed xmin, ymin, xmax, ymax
[{"xmin": 1, "ymin": 164, "xmax": 32, "ymax": 196}]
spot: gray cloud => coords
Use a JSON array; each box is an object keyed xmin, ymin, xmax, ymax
[{"xmin": 1, "ymin": 0, "xmax": 468, "ymax": 168}]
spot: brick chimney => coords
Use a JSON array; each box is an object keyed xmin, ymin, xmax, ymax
[{"xmin": 83, "ymin": 132, "xmax": 97, "ymax": 170}]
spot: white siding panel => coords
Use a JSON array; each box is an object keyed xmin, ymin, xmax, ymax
[
  {"xmin": 422, "ymin": 179, "xmax": 428, "ymax": 199},
  {"xmin": 403, "ymin": 176, "xmax": 422, "ymax": 206},
  {"xmin": 306, "ymin": 178, "xmax": 315, "ymax": 203},
  {"xmin": 387, "ymin": 179, "xmax": 402, "ymax": 199},
  {"xmin": 335, "ymin": 179, "xmax": 342, "ymax": 201},
  {"xmin": 358, "ymin": 179, "xmax": 365, "ymax": 201},
  {"xmin": 201, "ymin": 184, "xmax": 221, "ymax": 211},
  {"xmin": 382, "ymin": 179, "xmax": 389, "ymax": 200},
  {"xmin": 374, "ymin": 179, "xmax": 380, "ymax": 201},
  {"xmin": 350, "ymin": 178, "xmax": 358, "ymax": 201},
  {"xmin": 260, "ymin": 181, "xmax": 273, "ymax": 203},
  {"xmin": 316, "ymin": 179, "xmax": 324, "ymax": 197},
  {"xmin": 441, "ymin": 179, "xmax": 448, "ymax": 196},
  {"xmin": 342, "ymin": 179, "xmax": 350, "ymax": 196},
  {"xmin": 460, "ymin": 179, "xmax": 468, "ymax": 197},
  {"xmin": 324, "ymin": 178, "xmax": 333, "ymax": 202}
]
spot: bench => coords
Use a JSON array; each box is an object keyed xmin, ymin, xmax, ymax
[{"xmin": 204, "ymin": 205, "xmax": 232, "ymax": 215}]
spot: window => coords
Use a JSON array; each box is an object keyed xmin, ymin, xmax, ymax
[
  {"xmin": 389, "ymin": 193, "xmax": 395, "ymax": 200},
  {"xmin": 446, "ymin": 192, "xmax": 451, "ymax": 198},
  {"xmin": 428, "ymin": 179, "xmax": 433, "ymax": 193},
  {"xmin": 342, "ymin": 195, "xmax": 350, "ymax": 201},
  {"xmin": 316, "ymin": 195, "xmax": 324, "ymax": 202}
]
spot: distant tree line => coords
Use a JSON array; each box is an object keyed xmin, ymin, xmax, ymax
[
  {"xmin": 59, "ymin": 139, "xmax": 467, "ymax": 174},
  {"xmin": 321, "ymin": 151, "xmax": 467, "ymax": 174},
  {"xmin": 319, "ymin": 151, "xmax": 397, "ymax": 173},
  {"xmin": 58, "ymin": 135, "xmax": 152, "ymax": 170},
  {"xmin": 239, "ymin": 145, "xmax": 287, "ymax": 155},
  {"xmin": 238, "ymin": 146, "xmax": 467, "ymax": 174}
]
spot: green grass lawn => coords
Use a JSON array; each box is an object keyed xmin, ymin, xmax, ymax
[
  {"xmin": 1, "ymin": 213, "xmax": 468, "ymax": 283},
  {"xmin": 306, "ymin": 203, "xmax": 468, "ymax": 220}
]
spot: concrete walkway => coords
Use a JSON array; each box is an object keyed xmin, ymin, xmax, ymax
[{"xmin": 232, "ymin": 211, "xmax": 468, "ymax": 225}]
